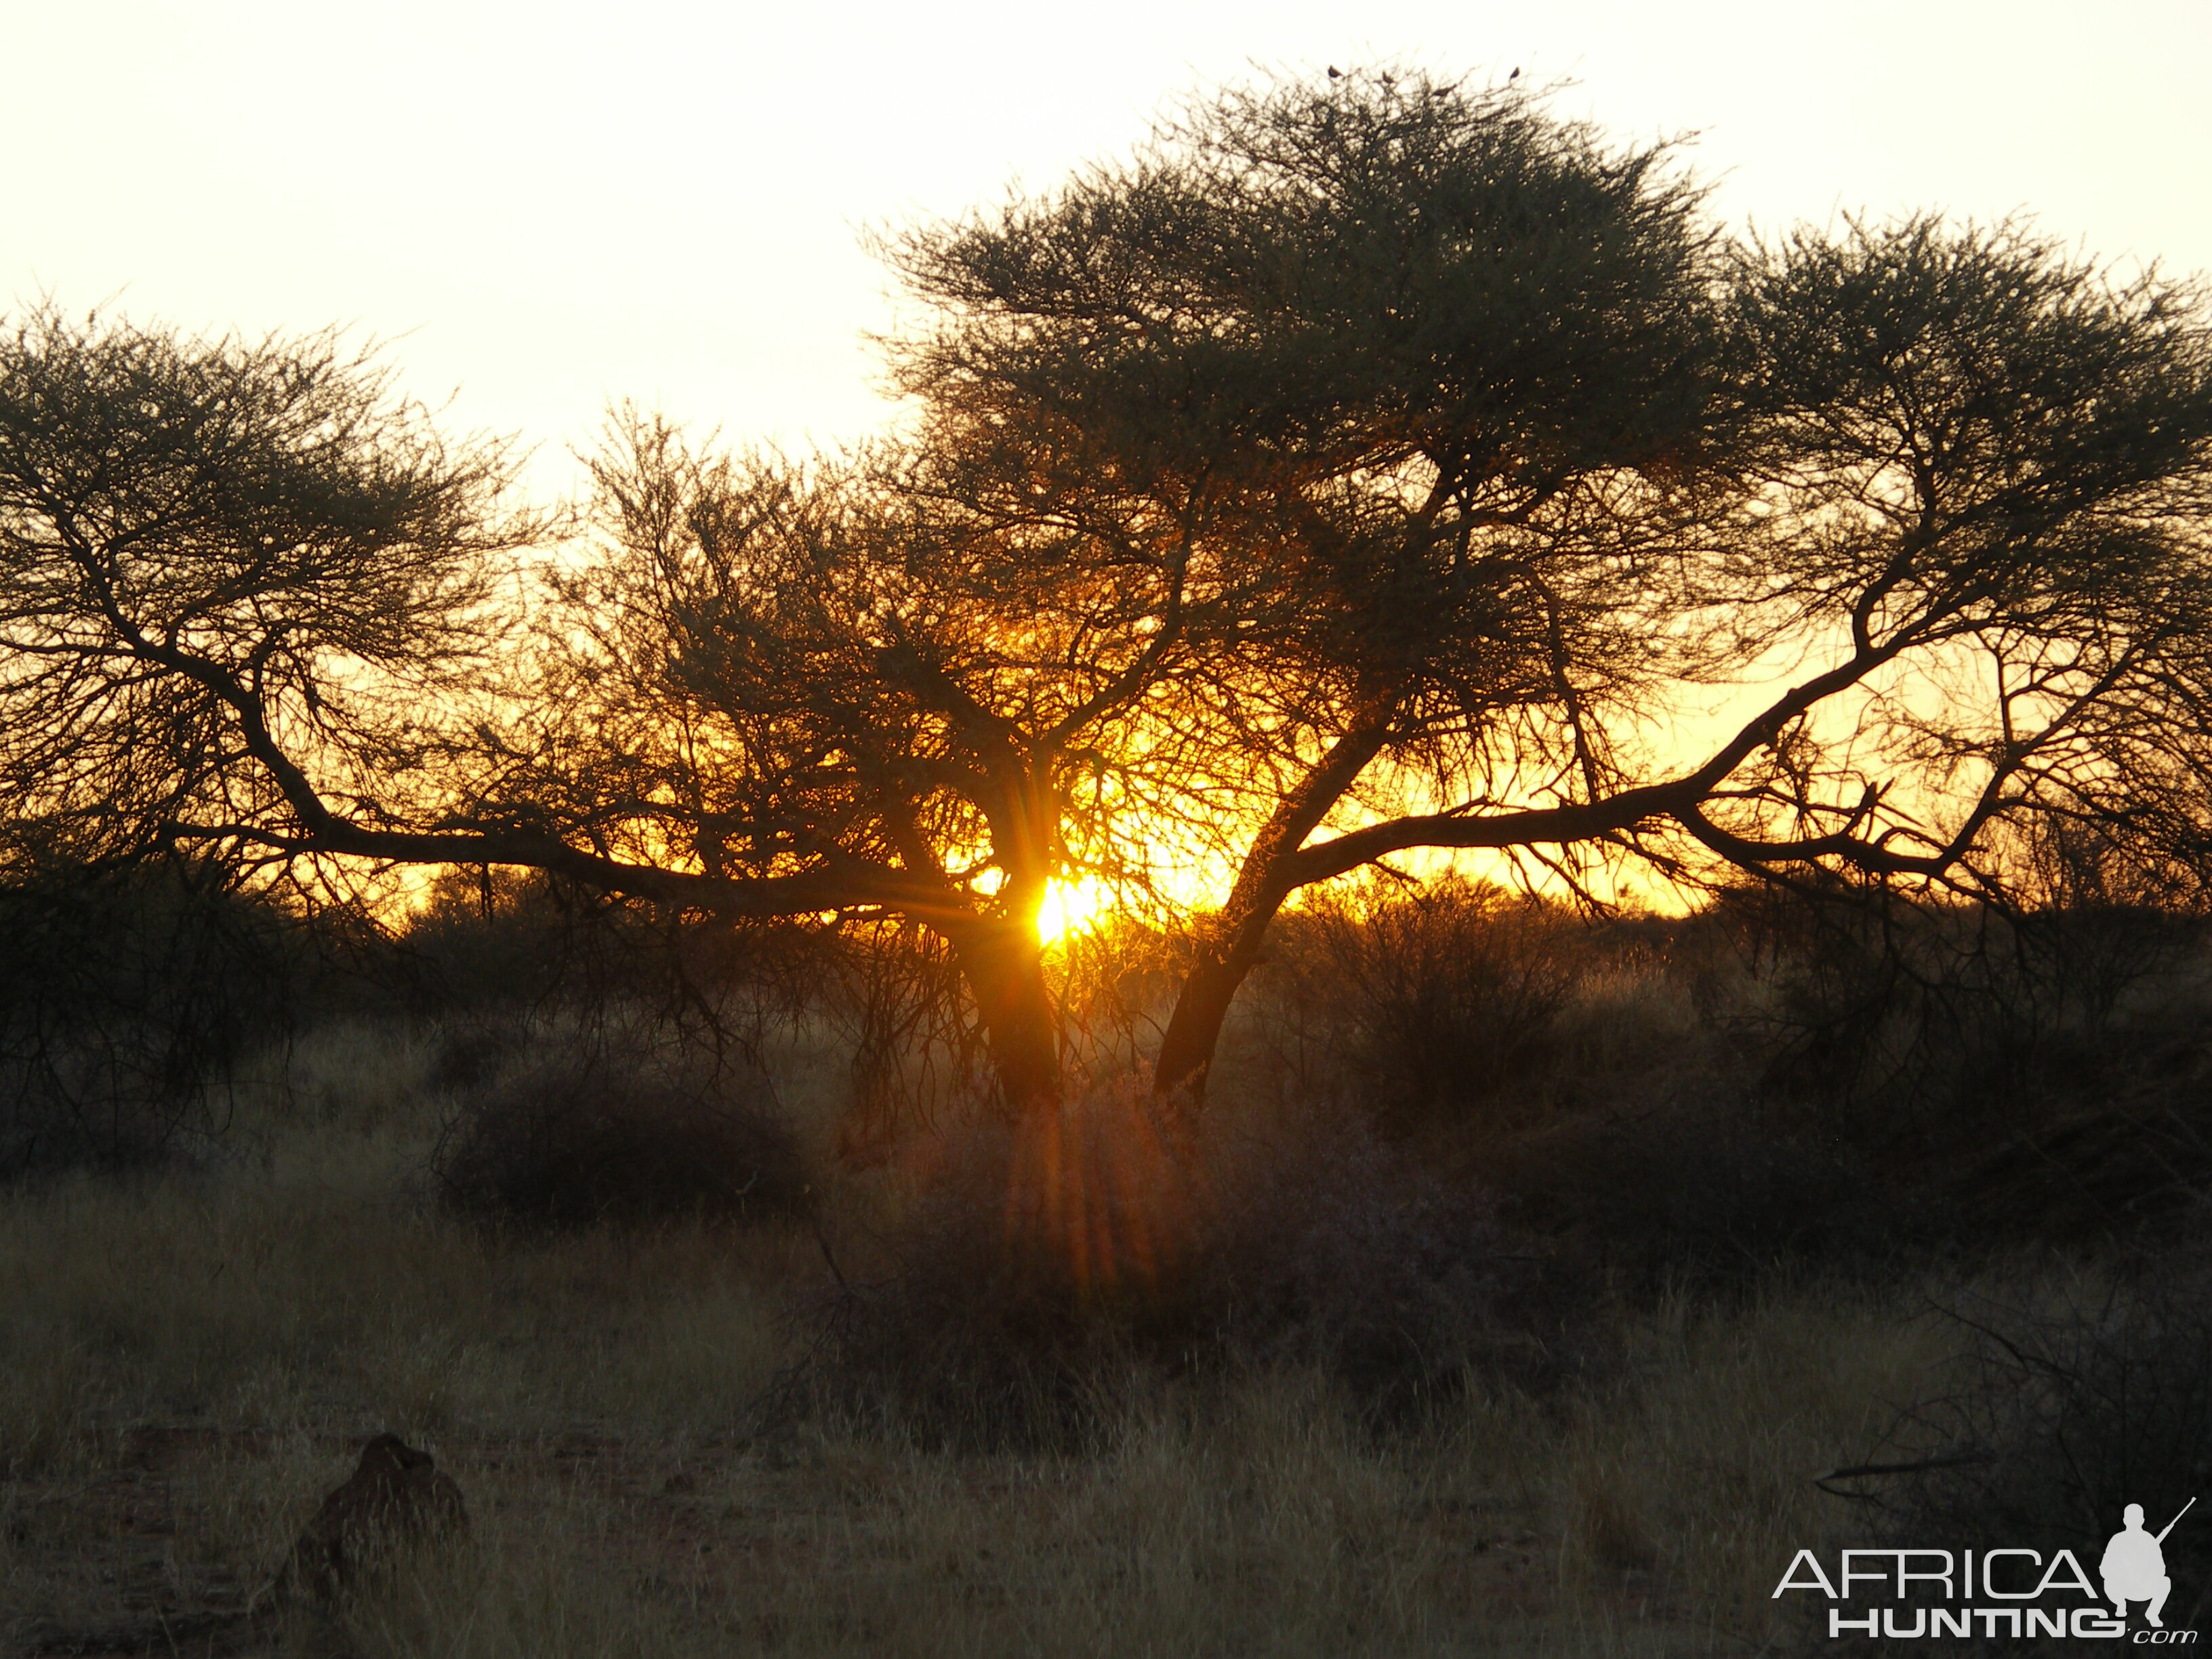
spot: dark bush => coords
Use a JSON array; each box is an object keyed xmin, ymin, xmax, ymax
[
  {"xmin": 1480, "ymin": 1097, "xmax": 1910, "ymax": 1292},
  {"xmin": 1843, "ymin": 1264, "xmax": 2212, "ymax": 1648},
  {"xmin": 1942, "ymin": 1030, "xmax": 2212, "ymax": 1244},
  {"xmin": 400, "ymin": 868, "xmax": 581, "ymax": 1010},
  {"xmin": 1263, "ymin": 880, "xmax": 1591, "ymax": 1129},
  {"xmin": 425, "ymin": 1021, "xmax": 522, "ymax": 1094},
  {"xmin": 433, "ymin": 1055, "xmax": 808, "ymax": 1229},
  {"xmin": 1724, "ymin": 888, "xmax": 2212, "ymax": 1246},
  {"xmin": 1, "ymin": 867, "xmax": 300, "ymax": 1178},
  {"xmin": 785, "ymin": 1084, "xmax": 1506, "ymax": 1448},
  {"xmin": 1734, "ymin": 888, "xmax": 2205, "ymax": 1131},
  {"xmin": 1193, "ymin": 1106, "xmax": 1507, "ymax": 1390}
]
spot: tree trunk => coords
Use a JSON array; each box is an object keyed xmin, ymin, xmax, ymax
[
  {"xmin": 1151, "ymin": 883, "xmax": 1290, "ymax": 1110},
  {"xmin": 1151, "ymin": 722, "xmax": 1392, "ymax": 1113},
  {"xmin": 954, "ymin": 916, "xmax": 1062, "ymax": 1113}
]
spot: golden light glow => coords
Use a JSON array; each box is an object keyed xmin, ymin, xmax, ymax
[{"xmin": 1036, "ymin": 875, "xmax": 1111, "ymax": 943}]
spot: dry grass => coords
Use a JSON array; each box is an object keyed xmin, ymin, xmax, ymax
[{"xmin": 2, "ymin": 1021, "xmax": 1982, "ymax": 1657}]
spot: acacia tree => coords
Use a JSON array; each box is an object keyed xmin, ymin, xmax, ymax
[
  {"xmin": 887, "ymin": 70, "xmax": 1739, "ymax": 1103},
  {"xmin": 0, "ymin": 312, "xmax": 906, "ymax": 919},
  {"xmin": 0, "ymin": 305, "xmax": 1223, "ymax": 1110},
  {"xmin": 1303, "ymin": 219, "xmax": 2212, "ymax": 895},
  {"xmin": 0, "ymin": 309, "xmax": 530, "ymax": 876},
  {"xmin": 886, "ymin": 73, "xmax": 2212, "ymax": 1107},
  {"xmin": 0, "ymin": 295, "xmax": 1262, "ymax": 1113},
  {"xmin": 521, "ymin": 415, "xmax": 1234, "ymax": 1109},
  {"xmin": 11, "ymin": 74, "xmax": 2212, "ymax": 1124},
  {"xmin": 531, "ymin": 63, "xmax": 1730, "ymax": 1112}
]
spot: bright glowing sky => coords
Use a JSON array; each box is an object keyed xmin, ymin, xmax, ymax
[{"xmin": 7, "ymin": 1, "xmax": 2209, "ymax": 501}]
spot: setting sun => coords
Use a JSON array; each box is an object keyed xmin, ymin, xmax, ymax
[{"xmin": 1036, "ymin": 876, "xmax": 1111, "ymax": 943}]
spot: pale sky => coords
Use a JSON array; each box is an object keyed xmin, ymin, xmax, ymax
[{"xmin": 7, "ymin": 1, "xmax": 2209, "ymax": 501}]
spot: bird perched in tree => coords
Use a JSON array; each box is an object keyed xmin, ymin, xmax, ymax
[
  {"xmin": 1509, "ymin": 66, "xmax": 1521, "ymax": 81},
  {"xmin": 1327, "ymin": 64, "xmax": 1343, "ymax": 79}
]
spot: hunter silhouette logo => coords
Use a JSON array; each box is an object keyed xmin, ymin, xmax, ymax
[
  {"xmin": 2106, "ymin": 1498, "xmax": 2194, "ymax": 1630},
  {"xmin": 1774, "ymin": 1494, "xmax": 2198, "ymax": 1640}
]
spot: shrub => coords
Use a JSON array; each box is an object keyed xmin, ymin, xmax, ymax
[
  {"xmin": 1481, "ymin": 1097, "xmax": 1908, "ymax": 1292},
  {"xmin": 424, "ymin": 1021, "xmax": 521, "ymax": 1094},
  {"xmin": 1733, "ymin": 889, "xmax": 2205, "ymax": 1132},
  {"xmin": 1851, "ymin": 1263, "xmax": 2212, "ymax": 1643},
  {"xmin": 432, "ymin": 1053, "xmax": 808, "ymax": 1229},
  {"xmin": 1262, "ymin": 880, "xmax": 1591, "ymax": 1129},
  {"xmin": 784, "ymin": 1082, "xmax": 1504, "ymax": 1448},
  {"xmin": 0, "ymin": 867, "xmax": 300, "ymax": 1178}
]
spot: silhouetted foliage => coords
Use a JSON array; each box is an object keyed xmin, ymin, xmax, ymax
[
  {"xmin": 1862, "ymin": 1270, "xmax": 2212, "ymax": 1644},
  {"xmin": 432, "ymin": 1047, "xmax": 807, "ymax": 1231},
  {"xmin": 888, "ymin": 69, "xmax": 1740, "ymax": 1104},
  {"xmin": 0, "ymin": 863, "xmax": 298, "ymax": 1174},
  {"xmin": 8, "ymin": 71, "xmax": 2212, "ymax": 1128},
  {"xmin": 1270, "ymin": 880, "xmax": 1590, "ymax": 1128},
  {"xmin": 783, "ymin": 1086, "xmax": 1502, "ymax": 1448},
  {"xmin": 0, "ymin": 304, "xmax": 535, "ymax": 876}
]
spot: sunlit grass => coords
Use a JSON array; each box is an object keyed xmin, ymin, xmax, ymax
[{"xmin": 0, "ymin": 1065, "xmax": 1947, "ymax": 1656}]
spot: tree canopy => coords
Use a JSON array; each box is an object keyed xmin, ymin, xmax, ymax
[
  {"xmin": 882, "ymin": 71, "xmax": 1742, "ymax": 1098},
  {"xmin": 0, "ymin": 310, "xmax": 527, "ymax": 876},
  {"xmin": 7, "ymin": 68, "xmax": 2212, "ymax": 1116}
]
